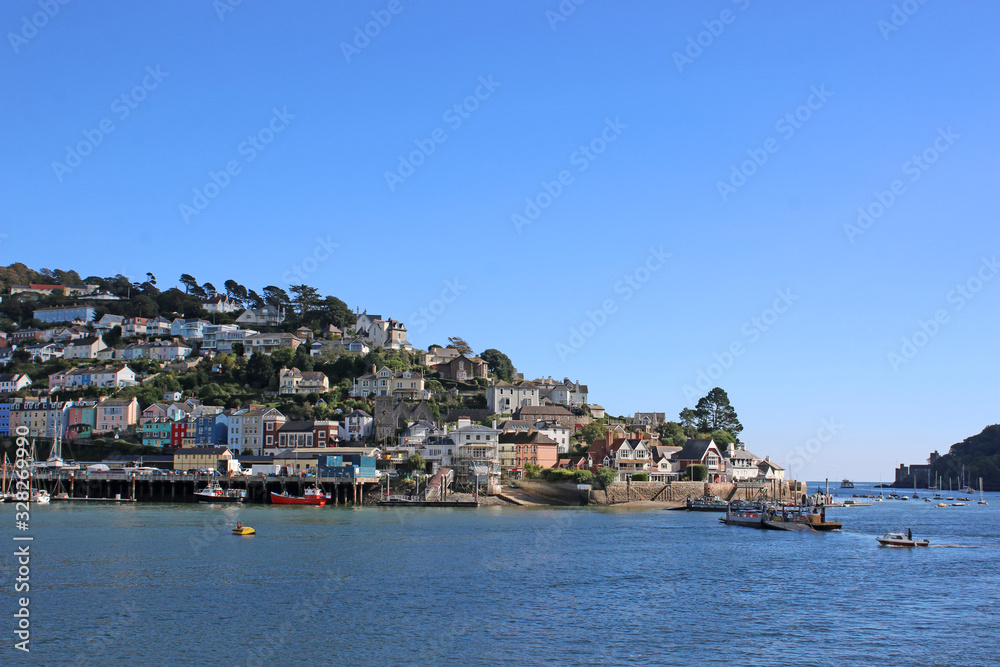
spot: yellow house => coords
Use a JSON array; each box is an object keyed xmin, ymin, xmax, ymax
[{"xmin": 173, "ymin": 447, "xmax": 234, "ymax": 472}]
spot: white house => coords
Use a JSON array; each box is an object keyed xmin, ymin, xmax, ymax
[
  {"xmin": 0, "ymin": 373, "xmax": 31, "ymax": 393},
  {"xmin": 340, "ymin": 409, "xmax": 373, "ymax": 441},
  {"xmin": 486, "ymin": 381, "xmax": 539, "ymax": 415}
]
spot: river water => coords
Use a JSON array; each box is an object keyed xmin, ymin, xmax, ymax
[{"xmin": 3, "ymin": 483, "xmax": 998, "ymax": 666}]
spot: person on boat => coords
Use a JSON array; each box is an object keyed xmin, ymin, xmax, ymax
[{"xmin": 907, "ymin": 528, "xmax": 912, "ymax": 540}]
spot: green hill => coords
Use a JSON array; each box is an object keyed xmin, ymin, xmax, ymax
[{"xmin": 931, "ymin": 425, "xmax": 1000, "ymax": 492}]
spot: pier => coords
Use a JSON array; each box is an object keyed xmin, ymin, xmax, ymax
[{"xmin": 30, "ymin": 471, "xmax": 378, "ymax": 505}]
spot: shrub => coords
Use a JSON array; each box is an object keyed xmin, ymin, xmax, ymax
[
  {"xmin": 688, "ymin": 464, "xmax": 708, "ymax": 481},
  {"xmin": 631, "ymin": 472, "xmax": 649, "ymax": 482},
  {"xmin": 596, "ymin": 467, "xmax": 617, "ymax": 489}
]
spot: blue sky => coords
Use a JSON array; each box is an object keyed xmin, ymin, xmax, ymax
[{"xmin": 2, "ymin": 1, "xmax": 998, "ymax": 480}]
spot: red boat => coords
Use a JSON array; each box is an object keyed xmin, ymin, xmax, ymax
[{"xmin": 269, "ymin": 487, "xmax": 328, "ymax": 506}]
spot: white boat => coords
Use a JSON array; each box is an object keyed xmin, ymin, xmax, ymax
[
  {"xmin": 31, "ymin": 489, "xmax": 51, "ymax": 504},
  {"xmin": 194, "ymin": 480, "xmax": 246, "ymax": 503},
  {"xmin": 877, "ymin": 531, "xmax": 929, "ymax": 547},
  {"xmin": 979, "ymin": 478, "xmax": 988, "ymax": 506}
]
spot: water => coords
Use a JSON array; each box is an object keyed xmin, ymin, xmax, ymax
[{"xmin": 3, "ymin": 485, "xmax": 999, "ymax": 666}]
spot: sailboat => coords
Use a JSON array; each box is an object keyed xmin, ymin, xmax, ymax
[{"xmin": 979, "ymin": 478, "xmax": 988, "ymax": 506}]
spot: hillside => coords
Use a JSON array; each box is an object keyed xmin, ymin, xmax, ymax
[{"xmin": 931, "ymin": 425, "xmax": 1000, "ymax": 492}]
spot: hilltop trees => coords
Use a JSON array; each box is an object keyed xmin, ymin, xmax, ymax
[
  {"xmin": 448, "ymin": 336, "xmax": 472, "ymax": 356},
  {"xmin": 679, "ymin": 387, "xmax": 743, "ymax": 443},
  {"xmin": 481, "ymin": 348, "xmax": 514, "ymax": 382}
]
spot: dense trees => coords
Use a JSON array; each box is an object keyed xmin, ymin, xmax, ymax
[
  {"xmin": 480, "ymin": 348, "xmax": 514, "ymax": 382},
  {"xmin": 679, "ymin": 387, "xmax": 743, "ymax": 443}
]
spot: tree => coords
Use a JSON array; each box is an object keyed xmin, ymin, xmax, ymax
[
  {"xmin": 448, "ymin": 336, "xmax": 472, "ymax": 356},
  {"xmin": 232, "ymin": 342, "xmax": 244, "ymax": 357},
  {"xmin": 710, "ymin": 430, "xmax": 736, "ymax": 448},
  {"xmin": 579, "ymin": 422, "xmax": 607, "ymax": 445},
  {"xmin": 262, "ymin": 285, "xmax": 290, "ymax": 308},
  {"xmin": 179, "ymin": 274, "xmax": 198, "ymax": 294},
  {"xmin": 596, "ymin": 467, "xmax": 617, "ymax": 488},
  {"xmin": 406, "ymin": 454, "xmax": 426, "ymax": 473},
  {"xmin": 692, "ymin": 387, "xmax": 743, "ymax": 441},
  {"xmin": 480, "ymin": 348, "xmax": 514, "ymax": 382},
  {"xmin": 247, "ymin": 289, "xmax": 265, "ymax": 309},
  {"xmin": 688, "ymin": 464, "xmax": 708, "ymax": 481},
  {"xmin": 224, "ymin": 279, "xmax": 247, "ymax": 305},
  {"xmin": 290, "ymin": 284, "xmax": 321, "ymax": 317},
  {"xmin": 656, "ymin": 421, "xmax": 687, "ymax": 448},
  {"xmin": 246, "ymin": 352, "xmax": 275, "ymax": 389},
  {"xmin": 678, "ymin": 408, "xmax": 699, "ymax": 438},
  {"xmin": 202, "ymin": 282, "xmax": 217, "ymax": 298},
  {"xmin": 524, "ymin": 462, "xmax": 543, "ymax": 479},
  {"xmin": 102, "ymin": 325, "xmax": 122, "ymax": 348}
]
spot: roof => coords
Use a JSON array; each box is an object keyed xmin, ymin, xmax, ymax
[
  {"xmin": 728, "ymin": 449, "xmax": 760, "ymax": 461},
  {"xmin": 499, "ymin": 420, "xmax": 532, "ymax": 431},
  {"xmin": 498, "ymin": 431, "xmax": 558, "ymax": 445},
  {"xmin": 759, "ymin": 459, "xmax": 784, "ymax": 471},
  {"xmin": 516, "ymin": 405, "xmax": 573, "ymax": 416},
  {"xmin": 675, "ymin": 439, "xmax": 717, "ymax": 462},
  {"xmin": 277, "ymin": 421, "xmax": 314, "ymax": 432},
  {"xmin": 174, "ymin": 447, "xmax": 230, "ymax": 456}
]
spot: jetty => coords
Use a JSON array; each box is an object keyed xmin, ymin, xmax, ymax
[{"xmin": 30, "ymin": 470, "xmax": 378, "ymax": 505}]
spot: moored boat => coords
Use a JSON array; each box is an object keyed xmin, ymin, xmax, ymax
[
  {"xmin": 719, "ymin": 502, "xmax": 765, "ymax": 528},
  {"xmin": 877, "ymin": 531, "xmax": 929, "ymax": 547},
  {"xmin": 682, "ymin": 495, "xmax": 729, "ymax": 511},
  {"xmin": 270, "ymin": 487, "xmax": 328, "ymax": 506},
  {"xmin": 194, "ymin": 481, "xmax": 245, "ymax": 503}
]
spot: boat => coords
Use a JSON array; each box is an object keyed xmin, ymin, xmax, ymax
[
  {"xmin": 270, "ymin": 487, "xmax": 328, "ymax": 506},
  {"xmin": 719, "ymin": 502, "xmax": 765, "ymax": 528},
  {"xmin": 840, "ymin": 479, "xmax": 855, "ymax": 489},
  {"xmin": 681, "ymin": 494, "xmax": 729, "ymax": 512},
  {"xmin": 937, "ymin": 503, "xmax": 948, "ymax": 507},
  {"xmin": 950, "ymin": 502, "xmax": 965, "ymax": 507},
  {"xmin": 194, "ymin": 481, "xmax": 246, "ymax": 503},
  {"xmin": 31, "ymin": 489, "xmax": 51, "ymax": 504},
  {"xmin": 877, "ymin": 530, "xmax": 929, "ymax": 547},
  {"xmin": 232, "ymin": 522, "xmax": 255, "ymax": 536},
  {"xmin": 958, "ymin": 497, "xmax": 971, "ymax": 502},
  {"xmin": 764, "ymin": 505, "xmax": 842, "ymax": 532},
  {"xmin": 979, "ymin": 478, "xmax": 988, "ymax": 506}
]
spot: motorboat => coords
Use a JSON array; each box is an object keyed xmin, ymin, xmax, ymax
[
  {"xmin": 194, "ymin": 481, "xmax": 246, "ymax": 503},
  {"xmin": 31, "ymin": 489, "xmax": 51, "ymax": 504},
  {"xmin": 936, "ymin": 503, "xmax": 948, "ymax": 507},
  {"xmin": 877, "ymin": 531, "xmax": 929, "ymax": 547},
  {"xmin": 840, "ymin": 479, "xmax": 855, "ymax": 488}
]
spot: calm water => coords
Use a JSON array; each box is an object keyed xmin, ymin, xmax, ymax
[{"xmin": 3, "ymin": 483, "xmax": 999, "ymax": 666}]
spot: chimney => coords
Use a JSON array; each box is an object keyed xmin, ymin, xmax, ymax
[{"xmin": 727, "ymin": 442, "xmax": 735, "ymax": 456}]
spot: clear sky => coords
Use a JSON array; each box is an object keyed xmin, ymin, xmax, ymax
[{"xmin": 2, "ymin": 1, "xmax": 998, "ymax": 481}]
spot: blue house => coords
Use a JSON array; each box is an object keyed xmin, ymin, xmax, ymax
[{"xmin": 33, "ymin": 305, "xmax": 96, "ymax": 323}]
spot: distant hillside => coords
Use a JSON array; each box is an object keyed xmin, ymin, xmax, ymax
[{"xmin": 931, "ymin": 425, "xmax": 1000, "ymax": 492}]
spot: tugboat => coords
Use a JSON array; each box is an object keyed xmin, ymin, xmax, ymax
[
  {"xmin": 194, "ymin": 480, "xmax": 246, "ymax": 503},
  {"xmin": 269, "ymin": 486, "xmax": 328, "ymax": 506}
]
